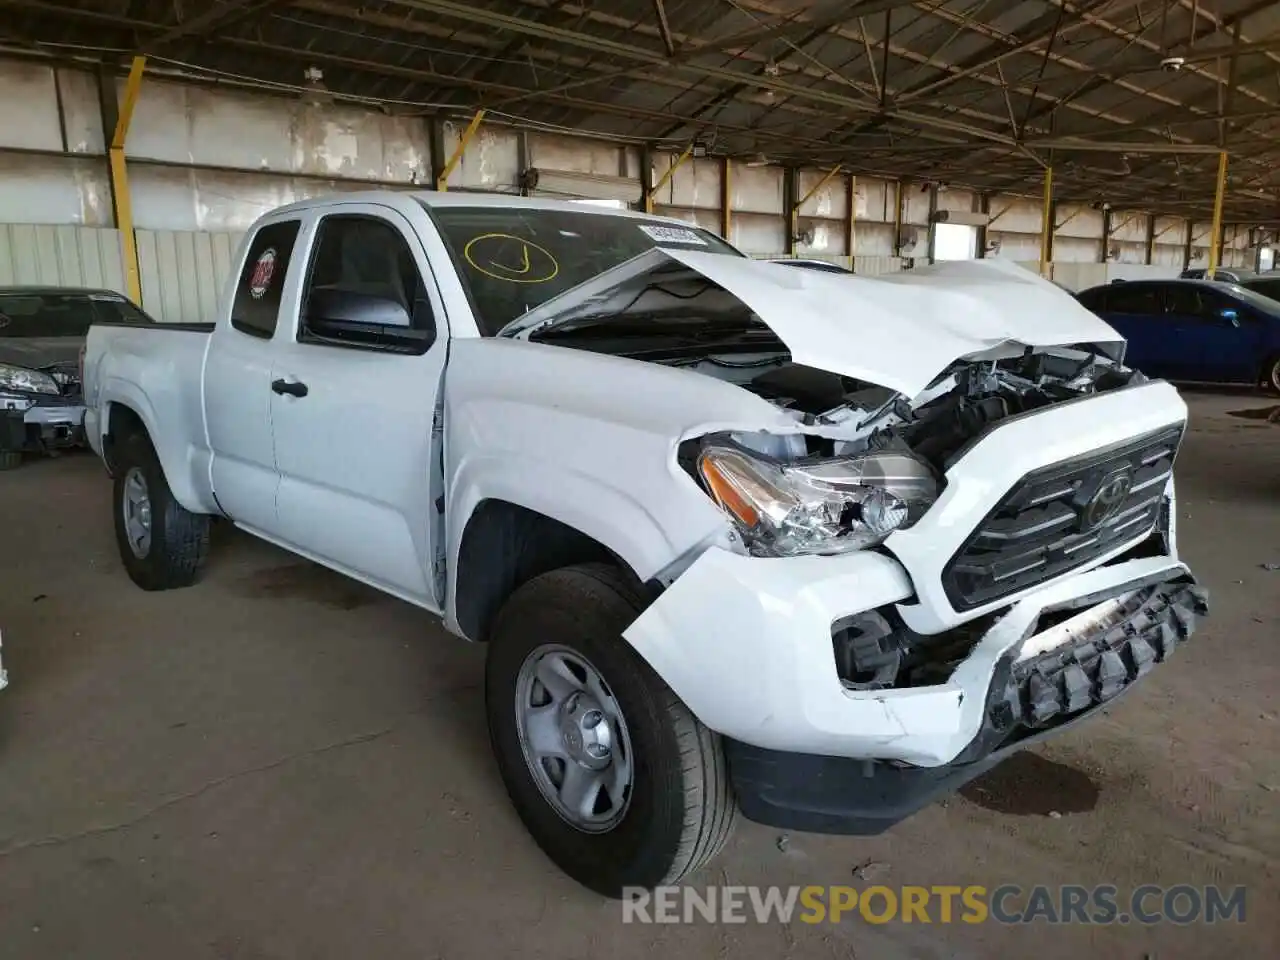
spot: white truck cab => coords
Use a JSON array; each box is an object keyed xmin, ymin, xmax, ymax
[{"xmin": 81, "ymin": 191, "xmax": 1207, "ymax": 897}]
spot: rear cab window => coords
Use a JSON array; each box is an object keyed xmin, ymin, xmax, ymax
[{"xmin": 231, "ymin": 219, "xmax": 301, "ymax": 339}]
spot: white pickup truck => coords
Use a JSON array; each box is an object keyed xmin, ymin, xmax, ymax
[{"xmin": 83, "ymin": 192, "xmax": 1207, "ymax": 896}]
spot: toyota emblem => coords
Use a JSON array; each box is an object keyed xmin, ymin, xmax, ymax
[{"xmin": 1082, "ymin": 467, "xmax": 1134, "ymax": 529}]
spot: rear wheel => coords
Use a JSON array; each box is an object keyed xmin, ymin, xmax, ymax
[
  {"xmin": 1264, "ymin": 355, "xmax": 1280, "ymax": 395},
  {"xmin": 485, "ymin": 563, "xmax": 736, "ymax": 897},
  {"xmin": 112, "ymin": 429, "xmax": 210, "ymax": 590}
]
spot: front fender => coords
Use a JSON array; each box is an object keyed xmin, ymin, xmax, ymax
[
  {"xmin": 440, "ymin": 337, "xmax": 792, "ymax": 635},
  {"xmin": 445, "ymin": 453, "xmax": 693, "ymax": 598}
]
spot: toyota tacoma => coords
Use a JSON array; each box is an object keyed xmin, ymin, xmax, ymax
[{"xmin": 81, "ymin": 192, "xmax": 1207, "ymax": 897}]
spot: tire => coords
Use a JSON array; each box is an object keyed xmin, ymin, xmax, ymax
[
  {"xmin": 485, "ymin": 563, "xmax": 736, "ymax": 897},
  {"xmin": 1263, "ymin": 355, "xmax": 1280, "ymax": 396},
  {"xmin": 112, "ymin": 428, "xmax": 210, "ymax": 591},
  {"xmin": 0, "ymin": 452, "xmax": 21, "ymax": 471}
]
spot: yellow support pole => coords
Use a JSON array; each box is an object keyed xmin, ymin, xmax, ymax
[
  {"xmin": 437, "ymin": 110, "xmax": 486, "ymax": 192},
  {"xmin": 1207, "ymin": 150, "xmax": 1228, "ymax": 277},
  {"xmin": 110, "ymin": 55, "xmax": 146, "ymax": 306},
  {"xmin": 1038, "ymin": 164, "xmax": 1054, "ymax": 278},
  {"xmin": 720, "ymin": 156, "xmax": 731, "ymax": 240},
  {"xmin": 646, "ymin": 144, "xmax": 693, "ymax": 215}
]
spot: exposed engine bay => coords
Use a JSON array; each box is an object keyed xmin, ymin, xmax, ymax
[
  {"xmin": 729, "ymin": 347, "xmax": 1145, "ymax": 468},
  {"xmin": 542, "ymin": 307, "xmax": 1149, "ymax": 563},
  {"xmin": 540, "ymin": 310, "xmax": 1142, "ymax": 469},
  {"xmin": 524, "ymin": 251, "xmax": 1154, "ymax": 571}
]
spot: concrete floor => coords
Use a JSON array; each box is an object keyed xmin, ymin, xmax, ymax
[{"xmin": 0, "ymin": 391, "xmax": 1276, "ymax": 959}]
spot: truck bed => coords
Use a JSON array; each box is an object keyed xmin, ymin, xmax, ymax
[{"xmin": 82, "ymin": 320, "xmax": 217, "ymax": 513}]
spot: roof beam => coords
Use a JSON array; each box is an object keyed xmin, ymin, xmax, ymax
[
  {"xmin": 689, "ymin": 0, "xmax": 920, "ymax": 56},
  {"xmin": 209, "ymin": 36, "xmax": 923, "ymax": 159},
  {"xmin": 893, "ymin": 4, "xmax": 1099, "ymax": 104},
  {"xmin": 1021, "ymin": 0, "xmax": 1280, "ymax": 131},
  {"xmin": 1176, "ymin": 0, "xmax": 1280, "ymax": 70},
  {"xmin": 385, "ymin": 0, "xmax": 1031, "ymax": 146},
  {"xmin": 731, "ymin": 0, "xmax": 1230, "ymax": 150},
  {"xmin": 146, "ymin": 0, "xmax": 287, "ymax": 51},
  {"xmin": 650, "ymin": 0, "xmax": 675, "ymax": 57}
]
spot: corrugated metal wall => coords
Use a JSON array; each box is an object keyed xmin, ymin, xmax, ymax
[
  {"xmin": 0, "ymin": 223, "xmax": 125, "ymax": 291},
  {"xmin": 0, "ymin": 55, "xmax": 1273, "ymax": 320},
  {"xmin": 136, "ymin": 229, "xmax": 243, "ymax": 325},
  {"xmin": 0, "ymin": 223, "xmax": 243, "ymax": 323}
]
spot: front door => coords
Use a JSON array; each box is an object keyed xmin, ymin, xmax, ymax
[
  {"xmin": 268, "ymin": 204, "xmax": 448, "ymax": 609},
  {"xmin": 205, "ymin": 216, "xmax": 304, "ymax": 533},
  {"xmin": 1162, "ymin": 285, "xmax": 1263, "ymax": 383}
]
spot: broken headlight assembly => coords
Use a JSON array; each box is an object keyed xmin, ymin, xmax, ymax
[
  {"xmin": 0, "ymin": 363, "xmax": 59, "ymax": 395},
  {"xmin": 697, "ymin": 442, "xmax": 939, "ymax": 557}
]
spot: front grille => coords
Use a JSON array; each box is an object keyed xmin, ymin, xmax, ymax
[{"xmin": 941, "ymin": 423, "xmax": 1183, "ymax": 611}]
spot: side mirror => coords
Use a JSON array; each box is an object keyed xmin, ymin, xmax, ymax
[
  {"xmin": 305, "ymin": 287, "xmax": 432, "ymax": 349},
  {"xmin": 308, "ymin": 287, "xmax": 411, "ymax": 328},
  {"xmin": 1220, "ymin": 308, "xmax": 1240, "ymax": 327}
]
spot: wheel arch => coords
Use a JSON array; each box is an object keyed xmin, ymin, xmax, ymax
[
  {"xmin": 451, "ymin": 498, "xmax": 659, "ymax": 643},
  {"xmin": 100, "ymin": 395, "xmax": 216, "ymax": 514},
  {"xmin": 102, "ymin": 400, "xmax": 147, "ymax": 476}
]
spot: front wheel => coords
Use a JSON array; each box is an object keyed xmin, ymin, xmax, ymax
[
  {"xmin": 485, "ymin": 563, "xmax": 736, "ymax": 897},
  {"xmin": 112, "ymin": 430, "xmax": 210, "ymax": 591}
]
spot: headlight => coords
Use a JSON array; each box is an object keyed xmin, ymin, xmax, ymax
[
  {"xmin": 697, "ymin": 443, "xmax": 939, "ymax": 557},
  {"xmin": 0, "ymin": 363, "xmax": 58, "ymax": 395}
]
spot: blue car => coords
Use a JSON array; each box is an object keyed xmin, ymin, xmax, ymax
[{"xmin": 1076, "ymin": 279, "xmax": 1280, "ymax": 393}]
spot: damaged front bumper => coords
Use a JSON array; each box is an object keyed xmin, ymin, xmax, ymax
[
  {"xmin": 624, "ymin": 550, "xmax": 1207, "ymax": 835},
  {"xmin": 1, "ymin": 393, "xmax": 86, "ymax": 456},
  {"xmin": 725, "ymin": 576, "xmax": 1206, "ymax": 835}
]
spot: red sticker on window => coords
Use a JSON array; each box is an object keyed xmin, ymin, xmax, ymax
[{"xmin": 249, "ymin": 248, "xmax": 277, "ymax": 300}]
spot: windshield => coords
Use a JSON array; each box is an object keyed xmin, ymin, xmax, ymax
[
  {"xmin": 424, "ymin": 204, "xmax": 741, "ymax": 335},
  {"xmin": 0, "ymin": 292, "xmax": 154, "ymax": 337}
]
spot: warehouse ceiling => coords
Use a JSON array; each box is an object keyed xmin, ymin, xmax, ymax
[{"xmin": 3, "ymin": 0, "xmax": 1280, "ymax": 219}]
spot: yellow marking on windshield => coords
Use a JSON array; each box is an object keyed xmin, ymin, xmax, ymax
[{"xmin": 463, "ymin": 233, "xmax": 560, "ymax": 284}]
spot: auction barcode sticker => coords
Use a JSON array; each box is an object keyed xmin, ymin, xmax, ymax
[{"xmin": 638, "ymin": 224, "xmax": 709, "ymax": 246}]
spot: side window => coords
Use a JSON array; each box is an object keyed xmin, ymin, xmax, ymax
[
  {"xmin": 231, "ymin": 219, "xmax": 301, "ymax": 339},
  {"xmin": 300, "ymin": 215, "xmax": 436, "ymax": 353},
  {"xmin": 1198, "ymin": 289, "xmax": 1248, "ymax": 326},
  {"xmin": 1076, "ymin": 288, "xmax": 1107, "ymax": 312},
  {"xmin": 1250, "ymin": 280, "xmax": 1280, "ymax": 303},
  {"xmin": 1105, "ymin": 284, "xmax": 1162, "ymax": 317},
  {"xmin": 1164, "ymin": 285, "xmax": 1209, "ymax": 319}
]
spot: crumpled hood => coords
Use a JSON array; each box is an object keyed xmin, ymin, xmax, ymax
[
  {"xmin": 0, "ymin": 336, "xmax": 84, "ymax": 370},
  {"xmin": 502, "ymin": 249, "xmax": 1124, "ymax": 398}
]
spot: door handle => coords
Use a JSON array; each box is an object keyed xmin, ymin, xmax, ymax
[{"xmin": 272, "ymin": 378, "xmax": 309, "ymax": 398}]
